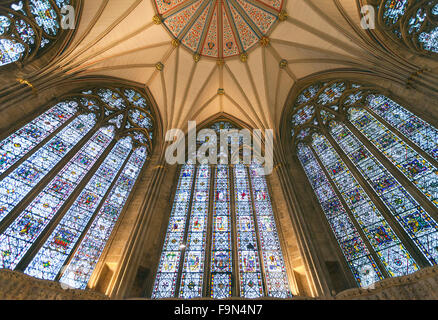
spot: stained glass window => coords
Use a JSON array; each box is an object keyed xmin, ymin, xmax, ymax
[
  {"xmin": 297, "ymin": 143, "xmax": 383, "ymax": 287},
  {"xmin": 0, "ymin": 0, "xmax": 74, "ymax": 67},
  {"xmin": 234, "ymin": 164, "xmax": 264, "ymax": 298},
  {"xmin": 152, "ymin": 122, "xmax": 291, "ymax": 299},
  {"xmin": 152, "ymin": 164, "xmax": 195, "ymax": 298},
  {"xmin": 0, "ymin": 86, "xmax": 154, "ymax": 289},
  {"xmin": 348, "ymin": 108, "xmax": 438, "ymax": 210},
  {"xmin": 250, "ymin": 163, "xmax": 296, "ymax": 297},
  {"xmin": 380, "ymin": 0, "xmax": 438, "ymax": 54},
  {"xmin": 179, "ymin": 164, "xmax": 210, "ymax": 298},
  {"xmin": 367, "ymin": 94, "xmax": 438, "ymax": 162},
  {"xmin": 210, "ymin": 164, "xmax": 232, "ymax": 299},
  {"xmin": 292, "ymin": 80, "xmax": 438, "ymax": 288}
]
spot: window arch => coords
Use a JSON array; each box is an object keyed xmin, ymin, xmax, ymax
[
  {"xmin": 152, "ymin": 121, "xmax": 291, "ymax": 299},
  {"xmin": 379, "ymin": 0, "xmax": 438, "ymax": 55},
  {"xmin": 291, "ymin": 80, "xmax": 438, "ymax": 287},
  {"xmin": 0, "ymin": 0, "xmax": 76, "ymax": 67},
  {"xmin": 0, "ymin": 86, "xmax": 155, "ymax": 290}
]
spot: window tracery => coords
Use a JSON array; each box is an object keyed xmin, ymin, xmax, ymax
[
  {"xmin": 292, "ymin": 80, "xmax": 438, "ymax": 287},
  {"xmin": 0, "ymin": 86, "xmax": 154, "ymax": 289},
  {"xmin": 152, "ymin": 121, "xmax": 291, "ymax": 299},
  {"xmin": 0, "ymin": 0, "xmax": 75, "ymax": 67}
]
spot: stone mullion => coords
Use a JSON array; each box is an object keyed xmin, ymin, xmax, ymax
[
  {"xmin": 0, "ymin": 113, "xmax": 78, "ymax": 181},
  {"xmin": 345, "ymin": 121, "xmax": 438, "ymax": 224},
  {"xmin": 0, "ymin": 124, "xmax": 100, "ymax": 235},
  {"xmin": 203, "ymin": 165, "xmax": 215, "ymax": 297},
  {"xmin": 15, "ymin": 138, "xmax": 118, "ymax": 272},
  {"xmin": 54, "ymin": 148, "xmax": 134, "ymax": 282},
  {"xmin": 363, "ymin": 105, "xmax": 438, "ymax": 171},
  {"xmin": 274, "ymin": 143, "xmax": 332, "ymax": 296},
  {"xmin": 309, "ymin": 145, "xmax": 391, "ymax": 280},
  {"xmin": 229, "ymin": 165, "xmax": 240, "ymax": 297},
  {"xmin": 174, "ymin": 165, "xmax": 198, "ymax": 297},
  {"xmin": 324, "ymin": 131, "xmax": 430, "ymax": 269},
  {"xmin": 89, "ymin": 149, "xmax": 157, "ymax": 296},
  {"xmin": 245, "ymin": 165, "xmax": 268, "ymax": 296}
]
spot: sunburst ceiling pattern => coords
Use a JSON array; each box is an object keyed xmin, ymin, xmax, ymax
[{"xmin": 154, "ymin": 0, "xmax": 284, "ymax": 58}]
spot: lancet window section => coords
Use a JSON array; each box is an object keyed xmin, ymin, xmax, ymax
[
  {"xmin": 0, "ymin": 86, "xmax": 154, "ymax": 289},
  {"xmin": 291, "ymin": 80, "xmax": 438, "ymax": 287}
]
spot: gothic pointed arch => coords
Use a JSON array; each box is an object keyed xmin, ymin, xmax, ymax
[
  {"xmin": 283, "ymin": 77, "xmax": 438, "ymax": 288},
  {"xmin": 0, "ymin": 83, "xmax": 160, "ymax": 290},
  {"xmin": 151, "ymin": 115, "xmax": 292, "ymax": 299}
]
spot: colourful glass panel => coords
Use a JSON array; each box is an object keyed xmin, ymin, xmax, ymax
[
  {"xmin": 179, "ymin": 164, "xmax": 210, "ymax": 298},
  {"xmin": 317, "ymin": 82, "xmax": 346, "ymax": 105},
  {"xmin": 0, "ymin": 38, "xmax": 25, "ymax": 66},
  {"xmin": 24, "ymin": 137, "xmax": 133, "ymax": 280},
  {"xmin": 249, "ymin": 163, "xmax": 291, "ymax": 298},
  {"xmin": 29, "ymin": 0, "xmax": 61, "ymax": 36},
  {"xmin": 0, "ymin": 113, "xmax": 95, "ymax": 224},
  {"xmin": 349, "ymin": 108, "xmax": 438, "ymax": 209},
  {"xmin": 0, "ymin": 101, "xmax": 78, "ymax": 175},
  {"xmin": 152, "ymin": 165, "xmax": 195, "ymax": 298},
  {"xmin": 59, "ymin": 146, "xmax": 147, "ymax": 289},
  {"xmin": 210, "ymin": 164, "xmax": 232, "ymax": 299},
  {"xmin": 234, "ymin": 164, "xmax": 264, "ymax": 298},
  {"xmin": 0, "ymin": 126, "xmax": 113, "ymax": 270},
  {"xmin": 312, "ymin": 133, "xmax": 419, "ymax": 276},
  {"xmin": 383, "ymin": 0, "xmax": 407, "ymax": 26},
  {"xmin": 0, "ymin": 0, "xmax": 71, "ymax": 66},
  {"xmin": 292, "ymin": 105, "xmax": 314, "ymax": 126},
  {"xmin": 296, "ymin": 83, "xmax": 321, "ymax": 105},
  {"xmin": 331, "ymin": 122, "xmax": 438, "ymax": 264},
  {"xmin": 297, "ymin": 143, "xmax": 384, "ymax": 287},
  {"xmin": 367, "ymin": 95, "xmax": 438, "ymax": 162}
]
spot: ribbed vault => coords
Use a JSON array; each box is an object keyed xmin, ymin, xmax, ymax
[{"xmin": 17, "ymin": 0, "xmax": 437, "ymax": 137}]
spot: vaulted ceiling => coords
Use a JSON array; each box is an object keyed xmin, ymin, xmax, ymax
[{"xmin": 54, "ymin": 0, "xmax": 397, "ymax": 134}]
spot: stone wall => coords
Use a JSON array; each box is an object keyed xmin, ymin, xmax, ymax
[
  {"xmin": 1, "ymin": 266, "xmax": 437, "ymax": 300},
  {"xmin": 0, "ymin": 270, "xmax": 108, "ymax": 300},
  {"xmin": 333, "ymin": 266, "xmax": 438, "ymax": 300}
]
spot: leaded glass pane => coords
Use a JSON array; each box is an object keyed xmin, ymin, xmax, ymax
[
  {"xmin": 24, "ymin": 137, "xmax": 134, "ymax": 280},
  {"xmin": 179, "ymin": 165, "xmax": 210, "ymax": 298},
  {"xmin": 0, "ymin": 126, "xmax": 113, "ymax": 269},
  {"xmin": 210, "ymin": 164, "xmax": 232, "ymax": 299},
  {"xmin": 0, "ymin": 0, "xmax": 72, "ymax": 66},
  {"xmin": 152, "ymin": 165, "xmax": 195, "ymax": 298},
  {"xmin": 297, "ymin": 143, "xmax": 383, "ymax": 287},
  {"xmin": 59, "ymin": 146, "xmax": 148, "ymax": 288},
  {"xmin": 249, "ymin": 163, "xmax": 291, "ymax": 298},
  {"xmin": 0, "ymin": 113, "xmax": 95, "ymax": 224},
  {"xmin": 234, "ymin": 164, "xmax": 264, "ymax": 298},
  {"xmin": 330, "ymin": 122, "xmax": 438, "ymax": 264},
  {"xmin": 0, "ymin": 101, "xmax": 77, "ymax": 175},
  {"xmin": 350, "ymin": 105, "xmax": 438, "ymax": 207}
]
